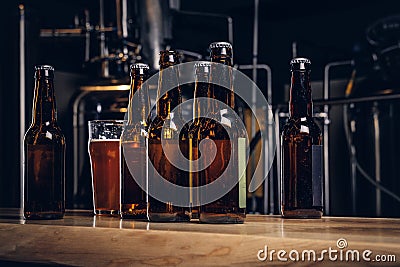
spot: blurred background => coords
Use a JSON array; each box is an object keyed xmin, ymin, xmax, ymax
[{"xmin": 1, "ymin": 0, "xmax": 400, "ymax": 218}]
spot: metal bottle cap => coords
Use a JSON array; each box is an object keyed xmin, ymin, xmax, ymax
[
  {"xmin": 130, "ymin": 63, "xmax": 150, "ymax": 76},
  {"xmin": 34, "ymin": 65, "xmax": 54, "ymax": 78},
  {"xmin": 290, "ymin": 58, "xmax": 311, "ymax": 71},
  {"xmin": 209, "ymin": 42, "xmax": 233, "ymax": 62},
  {"xmin": 209, "ymin": 42, "xmax": 232, "ymax": 50},
  {"xmin": 194, "ymin": 61, "xmax": 211, "ymax": 74},
  {"xmin": 159, "ymin": 50, "xmax": 180, "ymax": 65}
]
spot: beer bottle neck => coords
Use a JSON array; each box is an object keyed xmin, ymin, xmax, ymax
[
  {"xmin": 193, "ymin": 73, "xmax": 211, "ymax": 124},
  {"xmin": 194, "ymin": 74, "xmax": 210, "ymax": 98},
  {"xmin": 127, "ymin": 74, "xmax": 149, "ymax": 127},
  {"xmin": 210, "ymin": 58, "xmax": 234, "ymax": 110},
  {"xmin": 211, "ymin": 56, "xmax": 232, "ymax": 66},
  {"xmin": 32, "ymin": 77, "xmax": 57, "ymax": 126},
  {"xmin": 289, "ymin": 71, "xmax": 313, "ymax": 118},
  {"xmin": 157, "ymin": 65, "xmax": 182, "ymax": 119}
]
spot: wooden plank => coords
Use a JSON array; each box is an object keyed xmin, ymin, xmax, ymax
[{"xmin": 0, "ymin": 215, "xmax": 399, "ymax": 266}]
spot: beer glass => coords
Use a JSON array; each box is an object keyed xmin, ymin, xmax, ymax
[{"xmin": 88, "ymin": 120, "xmax": 124, "ymax": 215}]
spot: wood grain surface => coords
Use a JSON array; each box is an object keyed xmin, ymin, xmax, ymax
[{"xmin": 0, "ymin": 211, "xmax": 399, "ymax": 266}]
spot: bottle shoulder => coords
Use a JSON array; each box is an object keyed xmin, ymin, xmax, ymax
[
  {"xmin": 121, "ymin": 126, "xmax": 147, "ymax": 143},
  {"xmin": 148, "ymin": 116, "xmax": 185, "ymax": 141},
  {"xmin": 24, "ymin": 124, "xmax": 65, "ymax": 145},
  {"xmin": 148, "ymin": 116, "xmax": 167, "ymax": 133},
  {"xmin": 281, "ymin": 117, "xmax": 321, "ymax": 138},
  {"xmin": 199, "ymin": 120, "xmax": 246, "ymax": 140}
]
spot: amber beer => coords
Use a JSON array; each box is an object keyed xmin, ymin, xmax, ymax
[
  {"xmin": 121, "ymin": 143, "xmax": 147, "ymax": 218},
  {"xmin": 23, "ymin": 65, "xmax": 65, "ymax": 220},
  {"xmin": 198, "ymin": 42, "xmax": 247, "ymax": 224},
  {"xmin": 121, "ymin": 63, "xmax": 150, "ymax": 220},
  {"xmin": 88, "ymin": 120, "xmax": 123, "ymax": 215},
  {"xmin": 188, "ymin": 61, "xmax": 212, "ymax": 219},
  {"xmin": 281, "ymin": 58, "xmax": 323, "ymax": 218},
  {"xmin": 89, "ymin": 140, "xmax": 120, "ymax": 214},
  {"xmin": 148, "ymin": 50, "xmax": 190, "ymax": 222}
]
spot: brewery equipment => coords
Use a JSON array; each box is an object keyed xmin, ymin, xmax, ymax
[
  {"xmin": 37, "ymin": 0, "xmax": 233, "ymax": 209},
  {"xmin": 345, "ymin": 14, "xmax": 400, "ymax": 217}
]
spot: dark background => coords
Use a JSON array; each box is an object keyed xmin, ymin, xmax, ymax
[{"xmin": 1, "ymin": 0, "xmax": 400, "ymax": 217}]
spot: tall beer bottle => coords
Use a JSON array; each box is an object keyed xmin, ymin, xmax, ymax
[
  {"xmin": 120, "ymin": 63, "xmax": 150, "ymax": 220},
  {"xmin": 188, "ymin": 61, "xmax": 212, "ymax": 219},
  {"xmin": 148, "ymin": 50, "xmax": 190, "ymax": 222},
  {"xmin": 199, "ymin": 42, "xmax": 247, "ymax": 224},
  {"xmin": 281, "ymin": 58, "xmax": 323, "ymax": 218},
  {"xmin": 23, "ymin": 65, "xmax": 66, "ymax": 220}
]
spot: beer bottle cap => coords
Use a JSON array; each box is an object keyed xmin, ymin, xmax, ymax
[
  {"xmin": 194, "ymin": 61, "xmax": 211, "ymax": 74},
  {"xmin": 209, "ymin": 42, "xmax": 233, "ymax": 57},
  {"xmin": 209, "ymin": 42, "xmax": 232, "ymax": 50},
  {"xmin": 290, "ymin": 57, "xmax": 311, "ymax": 71},
  {"xmin": 159, "ymin": 50, "xmax": 180, "ymax": 66},
  {"xmin": 130, "ymin": 63, "xmax": 149, "ymax": 76},
  {"xmin": 34, "ymin": 65, "xmax": 54, "ymax": 78}
]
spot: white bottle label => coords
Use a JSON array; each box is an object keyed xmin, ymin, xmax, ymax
[{"xmin": 238, "ymin": 138, "xmax": 247, "ymax": 209}]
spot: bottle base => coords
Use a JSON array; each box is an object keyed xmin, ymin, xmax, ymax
[
  {"xmin": 190, "ymin": 209, "xmax": 199, "ymax": 220},
  {"xmin": 199, "ymin": 213, "xmax": 245, "ymax": 224},
  {"xmin": 24, "ymin": 212, "xmax": 64, "ymax": 220},
  {"xmin": 148, "ymin": 212, "xmax": 190, "ymax": 222},
  {"xmin": 121, "ymin": 209, "xmax": 148, "ymax": 220},
  {"xmin": 281, "ymin": 208, "xmax": 322, "ymax": 219},
  {"xmin": 95, "ymin": 209, "xmax": 120, "ymax": 216}
]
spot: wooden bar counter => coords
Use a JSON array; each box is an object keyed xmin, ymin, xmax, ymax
[{"xmin": 0, "ymin": 210, "xmax": 399, "ymax": 266}]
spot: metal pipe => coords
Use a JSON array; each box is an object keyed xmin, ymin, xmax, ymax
[
  {"xmin": 122, "ymin": 0, "xmax": 128, "ymax": 38},
  {"xmin": 84, "ymin": 9, "xmax": 90, "ymax": 62},
  {"xmin": 169, "ymin": 0, "xmax": 180, "ymax": 10},
  {"xmin": 121, "ymin": 0, "xmax": 129, "ymax": 68},
  {"xmin": 252, "ymin": 0, "xmax": 259, "ymax": 85},
  {"xmin": 99, "ymin": 0, "xmax": 109, "ymax": 77},
  {"xmin": 19, "ymin": 4, "xmax": 25, "ymax": 215},
  {"xmin": 139, "ymin": 0, "xmax": 165, "ymax": 70},
  {"xmin": 40, "ymin": 28, "xmax": 86, "ymax": 37},
  {"xmin": 116, "ymin": 0, "xmax": 122, "ymax": 38},
  {"xmin": 236, "ymin": 66, "xmax": 272, "ymax": 114},
  {"xmin": 238, "ymin": 64, "xmax": 273, "ymax": 214},
  {"xmin": 274, "ymin": 108, "xmax": 282, "ymax": 215},
  {"xmin": 312, "ymin": 93, "xmax": 400, "ymax": 106},
  {"xmin": 323, "ymin": 60, "xmax": 353, "ymax": 215},
  {"xmin": 116, "ymin": 0, "xmax": 128, "ymax": 39},
  {"xmin": 227, "ymin": 17, "xmax": 233, "ymax": 45},
  {"xmin": 324, "ymin": 60, "xmax": 354, "ymax": 102},
  {"xmin": 251, "ymin": 0, "xmax": 259, "ymax": 213},
  {"xmin": 264, "ymin": 65, "xmax": 274, "ymax": 214},
  {"xmin": 72, "ymin": 91, "xmax": 90, "ymax": 200},
  {"xmin": 350, "ymin": 142, "xmax": 357, "ymax": 215},
  {"xmin": 292, "ymin": 41, "xmax": 297, "ymax": 58},
  {"xmin": 99, "ymin": 0, "xmax": 105, "ymax": 58},
  {"xmin": 372, "ymin": 102, "xmax": 381, "ymax": 216}
]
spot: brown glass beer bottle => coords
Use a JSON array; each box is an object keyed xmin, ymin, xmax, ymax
[
  {"xmin": 23, "ymin": 65, "xmax": 66, "ymax": 220},
  {"xmin": 187, "ymin": 61, "xmax": 212, "ymax": 220},
  {"xmin": 147, "ymin": 50, "xmax": 190, "ymax": 222},
  {"xmin": 198, "ymin": 42, "xmax": 247, "ymax": 223},
  {"xmin": 281, "ymin": 58, "xmax": 323, "ymax": 218},
  {"xmin": 120, "ymin": 63, "xmax": 150, "ymax": 220}
]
